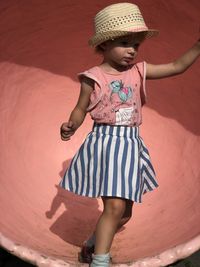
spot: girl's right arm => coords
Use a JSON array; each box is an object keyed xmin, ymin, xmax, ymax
[{"xmin": 60, "ymin": 77, "xmax": 94, "ymax": 141}]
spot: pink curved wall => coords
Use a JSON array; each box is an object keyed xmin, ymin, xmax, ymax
[{"xmin": 0, "ymin": 1, "xmax": 200, "ymax": 266}]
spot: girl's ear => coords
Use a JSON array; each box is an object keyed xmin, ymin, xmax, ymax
[
  {"xmin": 99, "ymin": 43, "xmax": 106, "ymax": 51},
  {"xmin": 95, "ymin": 41, "xmax": 110, "ymax": 54}
]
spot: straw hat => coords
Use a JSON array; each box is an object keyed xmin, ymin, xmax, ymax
[{"xmin": 89, "ymin": 2, "xmax": 159, "ymax": 47}]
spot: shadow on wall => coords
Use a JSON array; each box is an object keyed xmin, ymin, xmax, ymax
[
  {"xmin": 45, "ymin": 159, "xmax": 102, "ymax": 247},
  {"xmin": 0, "ymin": 0, "xmax": 200, "ymax": 135}
]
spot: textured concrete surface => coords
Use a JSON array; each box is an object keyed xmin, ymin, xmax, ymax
[{"xmin": 0, "ymin": 247, "xmax": 200, "ymax": 267}]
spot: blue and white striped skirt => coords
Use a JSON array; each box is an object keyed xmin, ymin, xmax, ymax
[{"xmin": 60, "ymin": 123, "xmax": 158, "ymax": 203}]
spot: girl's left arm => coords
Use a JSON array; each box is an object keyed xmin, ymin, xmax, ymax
[{"xmin": 146, "ymin": 39, "xmax": 200, "ymax": 79}]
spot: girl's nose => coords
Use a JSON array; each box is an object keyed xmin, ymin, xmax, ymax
[{"xmin": 128, "ymin": 47, "xmax": 135, "ymax": 55}]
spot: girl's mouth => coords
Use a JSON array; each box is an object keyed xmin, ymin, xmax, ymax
[{"xmin": 123, "ymin": 57, "xmax": 134, "ymax": 64}]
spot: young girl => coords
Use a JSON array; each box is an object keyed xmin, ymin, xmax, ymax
[{"xmin": 60, "ymin": 3, "xmax": 200, "ymax": 266}]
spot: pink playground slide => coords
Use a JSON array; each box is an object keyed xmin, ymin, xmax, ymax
[{"xmin": 0, "ymin": 1, "xmax": 200, "ymax": 266}]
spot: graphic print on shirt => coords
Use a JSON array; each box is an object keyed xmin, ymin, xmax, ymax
[
  {"xmin": 109, "ymin": 80, "xmax": 132, "ymax": 102},
  {"xmin": 109, "ymin": 80, "xmax": 134, "ymax": 125}
]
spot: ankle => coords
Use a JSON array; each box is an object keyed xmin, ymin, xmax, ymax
[{"xmin": 90, "ymin": 253, "xmax": 111, "ymax": 267}]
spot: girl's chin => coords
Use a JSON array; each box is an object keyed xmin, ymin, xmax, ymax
[
  {"xmin": 120, "ymin": 62, "xmax": 134, "ymax": 68},
  {"xmin": 118, "ymin": 59, "xmax": 133, "ymax": 66},
  {"xmin": 111, "ymin": 61, "xmax": 133, "ymax": 71}
]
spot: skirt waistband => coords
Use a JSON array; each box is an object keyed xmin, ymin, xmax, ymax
[{"xmin": 92, "ymin": 123, "xmax": 139, "ymax": 138}]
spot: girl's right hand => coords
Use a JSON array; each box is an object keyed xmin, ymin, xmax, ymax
[{"xmin": 60, "ymin": 120, "xmax": 76, "ymax": 141}]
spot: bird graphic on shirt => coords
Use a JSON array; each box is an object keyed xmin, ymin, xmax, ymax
[{"xmin": 109, "ymin": 80, "xmax": 132, "ymax": 102}]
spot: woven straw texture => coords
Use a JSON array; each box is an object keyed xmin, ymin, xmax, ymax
[{"xmin": 89, "ymin": 3, "xmax": 158, "ymax": 47}]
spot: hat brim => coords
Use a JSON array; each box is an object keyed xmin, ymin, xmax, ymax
[{"xmin": 89, "ymin": 29, "xmax": 159, "ymax": 47}]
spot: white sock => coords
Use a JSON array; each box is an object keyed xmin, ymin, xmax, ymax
[
  {"xmin": 90, "ymin": 253, "xmax": 110, "ymax": 267},
  {"xmin": 86, "ymin": 233, "xmax": 96, "ymax": 247}
]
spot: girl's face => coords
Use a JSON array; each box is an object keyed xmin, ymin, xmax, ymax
[{"xmin": 101, "ymin": 33, "xmax": 144, "ymax": 70}]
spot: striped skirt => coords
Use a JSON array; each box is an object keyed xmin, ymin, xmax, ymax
[{"xmin": 60, "ymin": 123, "xmax": 158, "ymax": 203}]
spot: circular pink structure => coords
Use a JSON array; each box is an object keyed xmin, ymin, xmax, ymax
[{"xmin": 0, "ymin": 1, "xmax": 200, "ymax": 266}]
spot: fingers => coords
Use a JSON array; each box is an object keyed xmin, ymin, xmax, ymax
[
  {"xmin": 61, "ymin": 121, "xmax": 73, "ymax": 131},
  {"xmin": 61, "ymin": 136, "xmax": 71, "ymax": 141},
  {"xmin": 60, "ymin": 121, "xmax": 75, "ymax": 141},
  {"xmin": 68, "ymin": 120, "xmax": 73, "ymax": 128}
]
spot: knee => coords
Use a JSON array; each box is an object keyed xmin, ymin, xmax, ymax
[{"xmin": 104, "ymin": 198, "xmax": 126, "ymax": 219}]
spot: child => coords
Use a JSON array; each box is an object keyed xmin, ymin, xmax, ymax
[{"xmin": 60, "ymin": 3, "xmax": 200, "ymax": 266}]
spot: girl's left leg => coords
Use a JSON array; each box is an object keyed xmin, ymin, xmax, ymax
[
  {"xmin": 90, "ymin": 197, "xmax": 126, "ymax": 266},
  {"xmin": 86, "ymin": 198, "xmax": 133, "ymax": 245},
  {"xmin": 93, "ymin": 197, "xmax": 127, "ymax": 255},
  {"xmin": 113, "ymin": 198, "xmax": 134, "ymax": 231},
  {"xmin": 80, "ymin": 198, "xmax": 133, "ymax": 264}
]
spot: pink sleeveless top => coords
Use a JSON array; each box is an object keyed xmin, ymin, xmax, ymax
[{"xmin": 78, "ymin": 61, "xmax": 147, "ymax": 127}]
